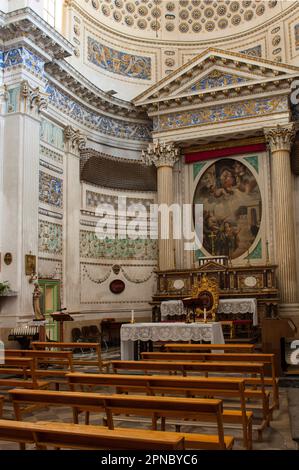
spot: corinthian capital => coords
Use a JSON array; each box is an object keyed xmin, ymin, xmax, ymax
[
  {"xmin": 64, "ymin": 125, "xmax": 86, "ymax": 154},
  {"xmin": 141, "ymin": 141, "xmax": 180, "ymax": 168},
  {"xmin": 264, "ymin": 124, "xmax": 296, "ymax": 152}
]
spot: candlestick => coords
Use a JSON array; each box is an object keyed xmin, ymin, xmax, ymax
[
  {"xmin": 131, "ymin": 309, "xmax": 135, "ymax": 323},
  {"xmin": 203, "ymin": 307, "xmax": 207, "ymax": 323}
]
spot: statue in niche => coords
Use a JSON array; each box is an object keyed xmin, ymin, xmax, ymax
[{"xmin": 32, "ymin": 282, "xmax": 45, "ymax": 321}]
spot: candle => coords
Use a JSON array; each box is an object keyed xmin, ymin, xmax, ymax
[
  {"xmin": 204, "ymin": 307, "xmax": 207, "ymax": 322},
  {"xmin": 131, "ymin": 309, "xmax": 135, "ymax": 323}
]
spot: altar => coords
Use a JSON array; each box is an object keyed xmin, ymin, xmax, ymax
[
  {"xmin": 120, "ymin": 322, "xmax": 224, "ymax": 360},
  {"xmin": 160, "ymin": 298, "xmax": 258, "ymax": 326}
]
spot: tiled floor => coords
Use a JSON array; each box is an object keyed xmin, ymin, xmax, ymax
[{"xmin": 0, "ymin": 347, "xmax": 298, "ymax": 450}]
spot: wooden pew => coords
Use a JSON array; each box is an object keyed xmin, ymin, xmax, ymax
[
  {"xmin": 107, "ymin": 359, "xmax": 269, "ymax": 439},
  {"xmin": 9, "ymin": 389, "xmax": 234, "ymax": 449},
  {"xmin": 0, "ymin": 395, "xmax": 4, "ymax": 417},
  {"xmin": 163, "ymin": 343, "xmax": 255, "ymax": 353},
  {"xmin": 0, "ymin": 419, "xmax": 185, "ymax": 450},
  {"xmin": 6, "ymin": 350, "xmax": 74, "ymax": 390},
  {"xmin": 32, "ymin": 342, "xmax": 102, "ymax": 371},
  {"xmin": 0, "ymin": 357, "xmax": 48, "ymax": 390},
  {"xmin": 67, "ymin": 372, "xmax": 252, "ymax": 449},
  {"xmin": 141, "ymin": 352, "xmax": 279, "ymax": 410}
]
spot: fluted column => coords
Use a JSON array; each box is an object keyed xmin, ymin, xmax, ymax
[
  {"xmin": 142, "ymin": 142, "xmax": 179, "ymax": 271},
  {"xmin": 63, "ymin": 126, "xmax": 86, "ymax": 311},
  {"xmin": 264, "ymin": 124, "xmax": 297, "ymax": 304}
]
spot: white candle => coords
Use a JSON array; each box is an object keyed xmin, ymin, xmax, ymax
[
  {"xmin": 204, "ymin": 308, "xmax": 207, "ymax": 322},
  {"xmin": 131, "ymin": 309, "xmax": 134, "ymax": 322}
]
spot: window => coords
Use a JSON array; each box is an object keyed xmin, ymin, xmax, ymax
[{"xmin": 43, "ymin": 0, "xmax": 56, "ymax": 28}]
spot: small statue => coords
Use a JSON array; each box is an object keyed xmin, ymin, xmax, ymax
[{"xmin": 32, "ymin": 282, "xmax": 45, "ymax": 321}]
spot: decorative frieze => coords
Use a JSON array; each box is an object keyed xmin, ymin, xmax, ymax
[
  {"xmin": 40, "ymin": 145, "xmax": 63, "ymax": 164},
  {"xmin": 40, "ymin": 159, "xmax": 63, "ymax": 174},
  {"xmin": 87, "ymin": 36, "xmax": 151, "ymax": 80},
  {"xmin": 39, "ymin": 171, "xmax": 63, "ymax": 208},
  {"xmin": 46, "ymin": 84, "xmax": 152, "ymax": 142},
  {"xmin": 80, "ymin": 230, "xmax": 157, "ymax": 260},
  {"xmin": 185, "ymin": 70, "xmax": 249, "ymax": 92},
  {"xmin": 38, "ymin": 220, "xmax": 63, "ymax": 255},
  {"xmin": 0, "ymin": 47, "xmax": 45, "ymax": 79},
  {"xmin": 154, "ymin": 96, "xmax": 288, "ymax": 131},
  {"xmin": 86, "ymin": 190, "xmax": 154, "ymax": 209}
]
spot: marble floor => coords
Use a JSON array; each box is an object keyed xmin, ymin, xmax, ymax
[{"xmin": 0, "ymin": 347, "xmax": 298, "ymax": 450}]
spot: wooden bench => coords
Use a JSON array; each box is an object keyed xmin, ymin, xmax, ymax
[
  {"xmin": 0, "ymin": 357, "xmax": 49, "ymax": 390},
  {"xmin": 67, "ymin": 372, "xmax": 252, "ymax": 448},
  {"xmin": 9, "ymin": 389, "xmax": 234, "ymax": 449},
  {"xmin": 0, "ymin": 419, "xmax": 185, "ymax": 450},
  {"xmin": 6, "ymin": 350, "xmax": 74, "ymax": 390},
  {"xmin": 32, "ymin": 342, "xmax": 102, "ymax": 371},
  {"xmin": 141, "ymin": 352, "xmax": 279, "ymax": 410},
  {"xmin": 107, "ymin": 359, "xmax": 270, "ymax": 439},
  {"xmin": 0, "ymin": 395, "xmax": 4, "ymax": 417},
  {"xmin": 163, "ymin": 343, "xmax": 255, "ymax": 353}
]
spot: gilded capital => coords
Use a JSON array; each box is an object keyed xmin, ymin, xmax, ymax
[
  {"xmin": 141, "ymin": 141, "xmax": 180, "ymax": 168},
  {"xmin": 64, "ymin": 125, "xmax": 86, "ymax": 154},
  {"xmin": 264, "ymin": 124, "xmax": 295, "ymax": 152}
]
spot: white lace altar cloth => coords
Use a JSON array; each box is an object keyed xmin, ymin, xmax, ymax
[
  {"xmin": 160, "ymin": 300, "xmax": 185, "ymax": 318},
  {"xmin": 218, "ymin": 298, "xmax": 257, "ymax": 326},
  {"xmin": 120, "ymin": 322, "xmax": 224, "ymax": 360}
]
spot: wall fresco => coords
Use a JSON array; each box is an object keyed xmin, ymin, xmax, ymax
[{"xmin": 193, "ymin": 158, "xmax": 262, "ymax": 259}]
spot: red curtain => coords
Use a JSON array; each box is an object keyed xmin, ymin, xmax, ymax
[{"xmin": 185, "ymin": 143, "xmax": 267, "ymax": 164}]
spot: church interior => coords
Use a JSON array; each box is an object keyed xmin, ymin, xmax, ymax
[{"xmin": 1, "ymin": 0, "xmax": 299, "ymax": 452}]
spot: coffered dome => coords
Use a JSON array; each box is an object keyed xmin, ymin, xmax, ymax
[{"xmin": 82, "ymin": 0, "xmax": 287, "ymax": 41}]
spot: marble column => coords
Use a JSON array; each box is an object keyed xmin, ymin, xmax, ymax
[
  {"xmin": 63, "ymin": 126, "xmax": 86, "ymax": 312},
  {"xmin": 264, "ymin": 124, "xmax": 297, "ymax": 304},
  {"xmin": 142, "ymin": 142, "xmax": 179, "ymax": 271}
]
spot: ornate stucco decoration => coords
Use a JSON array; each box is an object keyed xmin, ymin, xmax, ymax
[
  {"xmin": 45, "ymin": 60, "xmax": 147, "ymax": 120},
  {"xmin": 64, "ymin": 125, "xmax": 87, "ymax": 155},
  {"xmin": 133, "ymin": 48, "xmax": 299, "ymax": 139},
  {"xmin": 0, "ymin": 8, "xmax": 73, "ymax": 60},
  {"xmin": 20, "ymin": 80, "xmax": 48, "ymax": 114},
  {"xmin": 141, "ymin": 141, "xmax": 180, "ymax": 168},
  {"xmin": 264, "ymin": 124, "xmax": 296, "ymax": 152}
]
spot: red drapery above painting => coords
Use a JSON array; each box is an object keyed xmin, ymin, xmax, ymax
[{"xmin": 184, "ymin": 143, "xmax": 267, "ymax": 164}]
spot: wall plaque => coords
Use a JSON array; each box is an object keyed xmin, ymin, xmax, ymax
[
  {"xmin": 4, "ymin": 253, "xmax": 12, "ymax": 265},
  {"xmin": 109, "ymin": 279, "xmax": 125, "ymax": 294}
]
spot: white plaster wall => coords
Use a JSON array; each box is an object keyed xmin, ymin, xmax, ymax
[
  {"xmin": 0, "ymin": 111, "xmax": 40, "ymax": 327},
  {"xmin": 79, "ymin": 182, "xmax": 157, "ymax": 316},
  {"xmin": 3, "ymin": 0, "xmax": 43, "ymax": 14}
]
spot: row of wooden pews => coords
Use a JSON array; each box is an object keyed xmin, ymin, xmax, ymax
[
  {"xmin": 9, "ymin": 389, "xmax": 234, "ymax": 450},
  {"xmin": 0, "ymin": 342, "xmax": 279, "ymax": 450}
]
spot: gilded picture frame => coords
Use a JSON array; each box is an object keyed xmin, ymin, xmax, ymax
[{"xmin": 25, "ymin": 254, "xmax": 36, "ymax": 275}]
